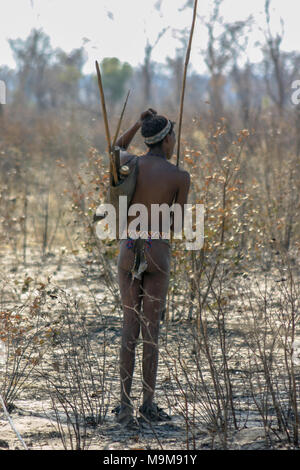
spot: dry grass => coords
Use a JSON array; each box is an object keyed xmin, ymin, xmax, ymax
[{"xmin": 0, "ymin": 99, "xmax": 299, "ymax": 449}]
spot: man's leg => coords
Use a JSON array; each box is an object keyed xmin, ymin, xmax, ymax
[
  {"xmin": 117, "ymin": 266, "xmax": 143, "ymax": 420},
  {"xmin": 141, "ymin": 268, "xmax": 169, "ymax": 408}
]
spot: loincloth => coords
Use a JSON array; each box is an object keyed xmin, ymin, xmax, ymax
[{"xmin": 122, "ymin": 231, "xmax": 171, "ymax": 280}]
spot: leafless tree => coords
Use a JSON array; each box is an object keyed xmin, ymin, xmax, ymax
[{"xmin": 142, "ymin": 27, "xmax": 169, "ymax": 105}]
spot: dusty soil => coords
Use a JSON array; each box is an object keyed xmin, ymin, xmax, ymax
[{"xmin": 0, "ymin": 246, "xmax": 299, "ymax": 451}]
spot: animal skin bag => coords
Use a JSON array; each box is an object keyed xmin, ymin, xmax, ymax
[{"xmin": 106, "ymin": 154, "xmax": 139, "ymax": 238}]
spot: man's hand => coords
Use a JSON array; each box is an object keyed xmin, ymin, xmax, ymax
[{"xmin": 139, "ymin": 108, "xmax": 157, "ymax": 125}]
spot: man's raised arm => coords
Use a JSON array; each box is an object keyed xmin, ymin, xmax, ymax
[{"xmin": 116, "ymin": 108, "xmax": 157, "ymax": 150}]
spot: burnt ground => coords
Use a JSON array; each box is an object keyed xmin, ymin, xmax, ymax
[{"xmin": 0, "ymin": 246, "xmax": 299, "ymax": 450}]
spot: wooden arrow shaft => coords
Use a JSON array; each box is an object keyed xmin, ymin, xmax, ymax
[{"xmin": 112, "ymin": 90, "xmax": 130, "ymax": 149}]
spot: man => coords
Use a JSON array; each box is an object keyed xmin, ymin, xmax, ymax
[{"xmin": 113, "ymin": 108, "xmax": 190, "ymax": 425}]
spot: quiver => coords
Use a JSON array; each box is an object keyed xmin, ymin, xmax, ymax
[{"xmin": 106, "ymin": 152, "xmax": 139, "ymax": 238}]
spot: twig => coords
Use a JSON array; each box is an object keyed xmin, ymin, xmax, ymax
[
  {"xmin": 23, "ymin": 189, "xmax": 28, "ymax": 266},
  {"xmin": 42, "ymin": 188, "xmax": 50, "ymax": 258},
  {"xmin": 0, "ymin": 394, "xmax": 28, "ymax": 450},
  {"xmin": 176, "ymin": 0, "xmax": 198, "ymax": 167}
]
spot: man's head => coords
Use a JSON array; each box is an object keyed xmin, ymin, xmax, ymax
[{"xmin": 141, "ymin": 114, "xmax": 176, "ymax": 160}]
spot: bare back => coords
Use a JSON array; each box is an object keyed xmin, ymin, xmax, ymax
[
  {"xmin": 129, "ymin": 154, "xmax": 178, "ymax": 231},
  {"xmin": 118, "ymin": 152, "xmax": 190, "ymax": 274},
  {"xmin": 121, "ymin": 152, "xmax": 189, "ymax": 233}
]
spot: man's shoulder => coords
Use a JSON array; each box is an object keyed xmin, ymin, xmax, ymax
[
  {"xmin": 167, "ymin": 162, "xmax": 190, "ymax": 180},
  {"xmin": 119, "ymin": 150, "xmax": 137, "ymax": 166},
  {"xmin": 178, "ymin": 168, "xmax": 190, "ymax": 180}
]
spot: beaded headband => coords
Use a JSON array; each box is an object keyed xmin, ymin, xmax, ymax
[{"xmin": 144, "ymin": 119, "xmax": 172, "ymax": 145}]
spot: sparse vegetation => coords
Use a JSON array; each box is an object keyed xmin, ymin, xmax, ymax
[{"xmin": 0, "ymin": 0, "xmax": 299, "ymax": 450}]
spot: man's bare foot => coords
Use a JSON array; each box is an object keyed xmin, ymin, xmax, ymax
[
  {"xmin": 112, "ymin": 404, "xmax": 138, "ymax": 429},
  {"xmin": 139, "ymin": 402, "xmax": 171, "ymax": 422}
]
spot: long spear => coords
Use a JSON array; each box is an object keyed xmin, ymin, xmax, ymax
[
  {"xmin": 176, "ymin": 0, "xmax": 198, "ymax": 167},
  {"xmin": 95, "ymin": 60, "xmax": 119, "ymax": 185}
]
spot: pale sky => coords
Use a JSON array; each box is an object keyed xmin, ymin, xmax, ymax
[{"xmin": 0, "ymin": 0, "xmax": 299, "ymax": 74}]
